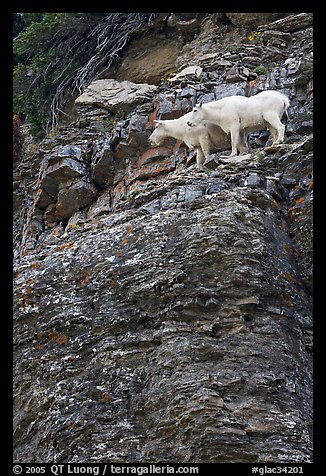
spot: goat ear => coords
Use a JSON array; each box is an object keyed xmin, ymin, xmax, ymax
[{"xmin": 154, "ymin": 120, "xmax": 164, "ymax": 125}]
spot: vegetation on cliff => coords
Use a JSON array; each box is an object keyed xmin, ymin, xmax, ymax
[{"xmin": 13, "ymin": 13, "xmax": 157, "ymax": 135}]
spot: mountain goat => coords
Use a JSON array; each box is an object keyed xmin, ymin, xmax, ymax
[
  {"xmin": 187, "ymin": 90, "xmax": 290, "ymax": 156},
  {"xmin": 149, "ymin": 111, "xmax": 248, "ymax": 168}
]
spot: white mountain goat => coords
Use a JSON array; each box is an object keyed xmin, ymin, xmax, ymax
[
  {"xmin": 148, "ymin": 111, "xmax": 248, "ymax": 168},
  {"xmin": 187, "ymin": 90, "xmax": 290, "ymax": 156}
]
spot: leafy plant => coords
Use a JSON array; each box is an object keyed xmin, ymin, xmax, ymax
[
  {"xmin": 160, "ymin": 73, "xmax": 173, "ymax": 86},
  {"xmin": 248, "ymin": 30, "xmax": 263, "ymax": 45},
  {"xmin": 254, "ymin": 65, "xmax": 268, "ymax": 75}
]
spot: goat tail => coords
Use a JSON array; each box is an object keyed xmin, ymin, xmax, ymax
[{"xmin": 282, "ymin": 95, "xmax": 290, "ymax": 121}]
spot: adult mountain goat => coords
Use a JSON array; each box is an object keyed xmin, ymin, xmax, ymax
[
  {"xmin": 187, "ymin": 90, "xmax": 290, "ymax": 156},
  {"xmin": 149, "ymin": 111, "xmax": 248, "ymax": 168}
]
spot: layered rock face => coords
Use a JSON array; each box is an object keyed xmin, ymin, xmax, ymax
[{"xmin": 13, "ymin": 13, "xmax": 313, "ymax": 463}]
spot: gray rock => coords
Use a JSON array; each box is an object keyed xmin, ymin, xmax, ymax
[
  {"xmin": 55, "ymin": 178, "xmax": 98, "ymax": 220},
  {"xmin": 156, "ymin": 91, "xmax": 189, "ymax": 120},
  {"xmin": 127, "ymin": 114, "xmax": 151, "ymax": 149},
  {"xmin": 206, "ymin": 179, "xmax": 228, "ymax": 194},
  {"xmin": 224, "ymin": 64, "xmax": 250, "ymax": 83},
  {"xmin": 65, "ymin": 210, "xmax": 88, "ymax": 232},
  {"xmin": 41, "ymin": 158, "xmax": 88, "ymax": 199},
  {"xmin": 56, "ymin": 145, "xmax": 84, "ymax": 161},
  {"xmin": 179, "ymin": 87, "xmax": 196, "ymax": 99},
  {"xmin": 262, "ymin": 30, "xmax": 292, "ymax": 47},
  {"xmin": 34, "ymin": 188, "xmax": 54, "ymax": 209},
  {"xmin": 75, "ymin": 79, "xmax": 157, "ymax": 115},
  {"xmin": 225, "ymin": 13, "xmax": 291, "ymax": 28},
  {"xmin": 220, "ymin": 154, "xmax": 252, "ymax": 164},
  {"xmin": 203, "ymin": 154, "xmax": 219, "ymax": 170},
  {"xmin": 244, "ymin": 172, "xmax": 261, "ymax": 187},
  {"xmin": 258, "ymin": 13, "xmax": 313, "ymax": 33},
  {"xmin": 214, "ymin": 83, "xmax": 247, "ymax": 100},
  {"xmin": 198, "ymin": 92, "xmax": 215, "ymax": 103},
  {"xmin": 169, "ymin": 66, "xmax": 203, "ymax": 83},
  {"xmin": 174, "ymin": 18, "xmax": 201, "ymax": 38},
  {"xmin": 87, "ymin": 188, "xmax": 113, "ymax": 219},
  {"xmin": 91, "ymin": 142, "xmax": 115, "ymax": 189}
]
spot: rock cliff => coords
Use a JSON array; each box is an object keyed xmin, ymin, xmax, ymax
[{"xmin": 13, "ymin": 13, "xmax": 313, "ymax": 463}]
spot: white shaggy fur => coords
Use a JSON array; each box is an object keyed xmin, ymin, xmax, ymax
[
  {"xmin": 187, "ymin": 90, "xmax": 290, "ymax": 156},
  {"xmin": 149, "ymin": 111, "xmax": 248, "ymax": 168}
]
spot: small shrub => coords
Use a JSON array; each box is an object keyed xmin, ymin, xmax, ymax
[
  {"xmin": 254, "ymin": 65, "xmax": 268, "ymax": 75},
  {"xmin": 248, "ymin": 31, "xmax": 263, "ymax": 45}
]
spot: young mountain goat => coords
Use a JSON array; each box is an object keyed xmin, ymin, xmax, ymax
[{"xmin": 187, "ymin": 90, "xmax": 290, "ymax": 156}]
